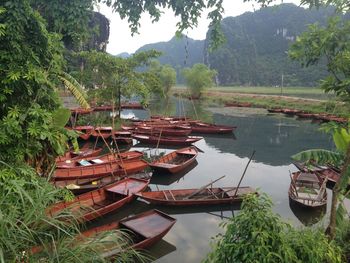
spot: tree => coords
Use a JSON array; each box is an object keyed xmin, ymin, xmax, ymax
[
  {"xmin": 76, "ymin": 50, "xmax": 162, "ymax": 109},
  {"xmin": 183, "ymin": 63, "xmax": 217, "ymax": 98},
  {"xmin": 205, "ymin": 194, "xmax": 342, "ymax": 263},
  {"xmin": 149, "ymin": 61, "xmax": 177, "ymax": 96}
]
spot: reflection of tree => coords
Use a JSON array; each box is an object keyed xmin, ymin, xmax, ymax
[{"xmin": 204, "ymin": 114, "xmax": 334, "ymax": 166}]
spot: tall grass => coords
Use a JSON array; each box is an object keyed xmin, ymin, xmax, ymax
[{"xmin": 0, "ymin": 164, "xmax": 147, "ymax": 262}]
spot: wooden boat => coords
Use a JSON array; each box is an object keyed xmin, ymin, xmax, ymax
[
  {"xmin": 293, "ymin": 162, "xmax": 344, "ymax": 189},
  {"xmin": 52, "ymin": 159, "xmax": 149, "ymax": 181},
  {"xmin": 136, "ymin": 186, "xmax": 257, "ymax": 206},
  {"xmin": 48, "ymin": 177, "xmax": 150, "ymax": 222},
  {"xmin": 224, "ymin": 102, "xmax": 252, "ymax": 107},
  {"xmin": 53, "ymin": 172, "xmax": 152, "ymax": 195},
  {"xmin": 149, "ymin": 146, "xmax": 198, "ymax": 174},
  {"xmin": 121, "ymin": 102, "xmax": 144, "ymax": 109},
  {"xmin": 71, "ymin": 126, "xmax": 94, "ymax": 140},
  {"xmin": 79, "ymin": 209, "xmax": 176, "ymax": 258},
  {"xmin": 132, "ymin": 134, "xmax": 202, "ymax": 146},
  {"xmin": 56, "ymin": 151, "xmax": 144, "ymax": 168},
  {"xmin": 92, "ymin": 105, "xmax": 114, "ymax": 112},
  {"xmin": 136, "ymin": 126, "xmax": 192, "ymax": 137},
  {"xmin": 288, "ymin": 171, "xmax": 327, "ymax": 208},
  {"xmin": 55, "ymin": 147, "xmax": 103, "ymax": 163},
  {"xmin": 70, "ymin": 108, "xmax": 93, "ymax": 115},
  {"xmin": 190, "ymin": 122, "xmax": 236, "ymax": 134},
  {"xmin": 92, "ymin": 126, "xmax": 132, "ymax": 141}
]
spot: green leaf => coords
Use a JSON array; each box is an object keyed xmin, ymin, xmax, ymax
[
  {"xmin": 333, "ymin": 128, "xmax": 350, "ymax": 153},
  {"xmin": 52, "ymin": 108, "xmax": 71, "ymax": 128},
  {"xmin": 292, "ymin": 149, "xmax": 343, "ymax": 166}
]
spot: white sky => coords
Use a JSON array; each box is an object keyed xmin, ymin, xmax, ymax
[{"xmin": 98, "ymin": 0, "xmax": 300, "ymax": 55}]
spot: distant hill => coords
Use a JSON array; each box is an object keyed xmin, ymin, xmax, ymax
[
  {"xmin": 135, "ymin": 35, "xmax": 204, "ymax": 83},
  {"xmin": 131, "ymin": 4, "xmax": 343, "ymax": 87},
  {"xmin": 204, "ymin": 4, "xmax": 338, "ymax": 86},
  {"xmin": 116, "ymin": 52, "xmax": 131, "ymax": 58}
]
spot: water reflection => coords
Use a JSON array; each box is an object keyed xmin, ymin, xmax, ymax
[
  {"xmin": 151, "ymin": 160, "xmax": 198, "ymax": 185},
  {"xmin": 289, "ymin": 199, "xmax": 327, "ymax": 226}
]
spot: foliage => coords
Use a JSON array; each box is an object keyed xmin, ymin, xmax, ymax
[
  {"xmin": 30, "ymin": 0, "xmax": 95, "ymax": 50},
  {"xmin": 0, "ymin": 1, "xmax": 76, "ymax": 172},
  {"xmin": 290, "ymin": 17, "xmax": 350, "ymax": 100},
  {"xmin": 182, "ymin": 63, "xmax": 217, "ymax": 98},
  {"xmin": 205, "ymin": 193, "xmax": 343, "ymax": 263},
  {"xmin": 149, "ymin": 61, "xmax": 176, "ymax": 96},
  {"xmin": 99, "ymin": 0, "xmax": 224, "ymax": 49},
  {"xmin": 75, "ymin": 50, "xmax": 162, "ymax": 106}
]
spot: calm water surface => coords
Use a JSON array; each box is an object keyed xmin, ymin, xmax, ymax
[{"xmin": 93, "ymin": 99, "xmax": 335, "ymax": 262}]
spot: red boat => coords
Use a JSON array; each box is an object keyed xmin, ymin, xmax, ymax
[
  {"xmin": 56, "ymin": 151, "xmax": 144, "ymax": 168},
  {"xmin": 136, "ymin": 186, "xmax": 257, "ymax": 206},
  {"xmin": 70, "ymin": 108, "xmax": 93, "ymax": 115},
  {"xmin": 48, "ymin": 177, "xmax": 149, "ymax": 222},
  {"xmin": 92, "ymin": 127, "xmax": 132, "ymax": 139},
  {"xmin": 121, "ymin": 102, "xmax": 144, "ymax": 109},
  {"xmin": 190, "ymin": 122, "xmax": 236, "ymax": 134},
  {"xmin": 132, "ymin": 134, "xmax": 202, "ymax": 146},
  {"xmin": 80, "ymin": 209, "xmax": 176, "ymax": 258},
  {"xmin": 149, "ymin": 146, "xmax": 198, "ymax": 174},
  {"xmin": 55, "ymin": 147, "xmax": 103, "ymax": 163},
  {"xmin": 92, "ymin": 105, "xmax": 113, "ymax": 112},
  {"xmin": 53, "ymin": 172, "xmax": 152, "ymax": 195},
  {"xmin": 52, "ymin": 159, "xmax": 149, "ymax": 181},
  {"xmin": 70, "ymin": 126, "xmax": 94, "ymax": 140},
  {"xmin": 136, "ymin": 126, "xmax": 192, "ymax": 137}
]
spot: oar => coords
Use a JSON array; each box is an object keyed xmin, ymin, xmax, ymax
[
  {"xmin": 185, "ymin": 175, "xmax": 226, "ymax": 200},
  {"xmin": 233, "ymin": 150, "xmax": 255, "ymax": 197}
]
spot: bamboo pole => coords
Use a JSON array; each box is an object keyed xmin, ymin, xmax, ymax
[
  {"xmin": 233, "ymin": 150, "xmax": 255, "ymax": 197},
  {"xmin": 185, "ymin": 175, "xmax": 226, "ymax": 199}
]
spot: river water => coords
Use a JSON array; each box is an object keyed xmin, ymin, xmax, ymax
[{"xmin": 91, "ymin": 98, "xmax": 335, "ymax": 262}]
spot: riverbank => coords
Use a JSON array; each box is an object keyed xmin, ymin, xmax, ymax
[{"xmin": 172, "ymin": 86, "xmax": 350, "ymax": 118}]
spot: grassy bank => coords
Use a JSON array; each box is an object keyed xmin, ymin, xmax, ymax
[{"xmin": 172, "ymin": 86, "xmax": 349, "ymax": 118}]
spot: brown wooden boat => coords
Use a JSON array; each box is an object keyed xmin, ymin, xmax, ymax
[
  {"xmin": 132, "ymin": 134, "xmax": 202, "ymax": 146},
  {"xmin": 149, "ymin": 146, "xmax": 198, "ymax": 174},
  {"xmin": 79, "ymin": 209, "xmax": 176, "ymax": 258},
  {"xmin": 48, "ymin": 177, "xmax": 150, "ymax": 222},
  {"xmin": 91, "ymin": 126, "xmax": 132, "ymax": 142},
  {"xmin": 136, "ymin": 186, "xmax": 257, "ymax": 206},
  {"xmin": 121, "ymin": 102, "xmax": 144, "ymax": 109},
  {"xmin": 70, "ymin": 108, "xmax": 93, "ymax": 115},
  {"xmin": 55, "ymin": 147, "xmax": 103, "ymax": 163},
  {"xmin": 136, "ymin": 126, "xmax": 192, "ymax": 137},
  {"xmin": 56, "ymin": 151, "xmax": 144, "ymax": 169},
  {"xmin": 92, "ymin": 105, "xmax": 113, "ymax": 112},
  {"xmin": 70, "ymin": 125, "xmax": 94, "ymax": 140},
  {"xmin": 190, "ymin": 122, "xmax": 236, "ymax": 134},
  {"xmin": 224, "ymin": 102, "xmax": 252, "ymax": 107},
  {"xmin": 289, "ymin": 171, "xmax": 327, "ymax": 208},
  {"xmin": 53, "ymin": 172, "xmax": 152, "ymax": 195},
  {"xmin": 52, "ymin": 159, "xmax": 149, "ymax": 181},
  {"xmin": 293, "ymin": 162, "xmax": 343, "ymax": 189}
]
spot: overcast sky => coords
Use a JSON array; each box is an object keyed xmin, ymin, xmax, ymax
[{"xmin": 98, "ymin": 0, "xmax": 300, "ymax": 55}]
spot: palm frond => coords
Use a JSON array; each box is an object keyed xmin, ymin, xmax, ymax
[
  {"xmin": 292, "ymin": 149, "xmax": 343, "ymax": 167},
  {"xmin": 59, "ymin": 72, "xmax": 90, "ymax": 109}
]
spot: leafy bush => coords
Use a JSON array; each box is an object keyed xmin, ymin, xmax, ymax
[{"xmin": 204, "ymin": 193, "xmax": 343, "ymax": 263}]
